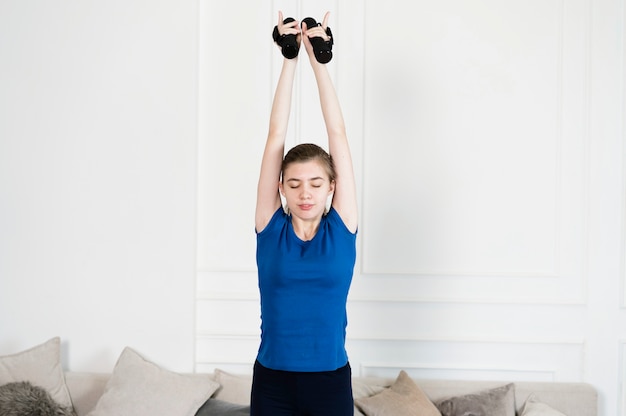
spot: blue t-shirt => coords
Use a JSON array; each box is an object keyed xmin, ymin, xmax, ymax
[{"xmin": 256, "ymin": 207, "xmax": 357, "ymax": 371}]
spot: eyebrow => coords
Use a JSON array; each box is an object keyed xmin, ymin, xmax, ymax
[{"xmin": 285, "ymin": 177, "xmax": 325, "ymax": 183}]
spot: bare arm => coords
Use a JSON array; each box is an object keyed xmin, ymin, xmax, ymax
[
  {"xmin": 255, "ymin": 14, "xmax": 300, "ymax": 232},
  {"xmin": 302, "ymin": 13, "xmax": 358, "ymax": 233}
]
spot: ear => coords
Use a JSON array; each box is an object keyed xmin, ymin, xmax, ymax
[
  {"xmin": 328, "ymin": 180, "xmax": 336, "ymax": 195},
  {"xmin": 278, "ymin": 181, "xmax": 285, "ymax": 197}
]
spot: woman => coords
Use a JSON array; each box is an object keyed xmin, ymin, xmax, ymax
[{"xmin": 251, "ymin": 11, "xmax": 358, "ymax": 416}]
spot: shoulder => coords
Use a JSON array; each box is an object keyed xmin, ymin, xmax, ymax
[
  {"xmin": 256, "ymin": 206, "xmax": 288, "ymax": 235},
  {"xmin": 325, "ymin": 207, "xmax": 357, "ymax": 237}
]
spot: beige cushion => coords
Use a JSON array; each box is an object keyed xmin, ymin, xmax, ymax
[
  {"xmin": 436, "ymin": 383, "xmax": 515, "ymax": 416},
  {"xmin": 0, "ymin": 337, "xmax": 73, "ymax": 409},
  {"xmin": 352, "ymin": 378, "xmax": 386, "ymax": 399},
  {"xmin": 212, "ymin": 368, "xmax": 252, "ymax": 405},
  {"xmin": 64, "ymin": 372, "xmax": 110, "ymax": 416},
  {"xmin": 355, "ymin": 370, "xmax": 441, "ymax": 416},
  {"xmin": 520, "ymin": 393, "xmax": 567, "ymax": 416},
  {"xmin": 86, "ymin": 347, "xmax": 219, "ymax": 416}
]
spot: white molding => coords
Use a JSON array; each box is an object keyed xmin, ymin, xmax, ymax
[
  {"xmin": 195, "ymin": 334, "xmax": 585, "ymax": 380},
  {"xmin": 196, "ymin": 270, "xmax": 587, "ymax": 304},
  {"xmin": 197, "ymin": 267, "xmax": 256, "ymax": 274},
  {"xmin": 197, "ymin": 292, "xmax": 258, "ymax": 301},
  {"xmin": 621, "ymin": 0, "xmax": 626, "ymax": 309},
  {"xmin": 195, "ymin": 332, "xmax": 584, "ymax": 347},
  {"xmin": 197, "ymin": 334, "xmax": 258, "ymax": 341},
  {"xmin": 617, "ymin": 339, "xmax": 626, "ymax": 415},
  {"xmin": 358, "ymin": 361, "xmax": 557, "ymax": 381},
  {"xmin": 196, "ymin": 360, "xmax": 252, "ymax": 367},
  {"xmin": 195, "ymin": 289, "xmax": 585, "ymax": 305},
  {"xmin": 347, "ymin": 295, "xmax": 584, "ymax": 306},
  {"xmin": 348, "ymin": 338, "xmax": 584, "ymax": 381},
  {"xmin": 357, "ymin": 0, "xmax": 591, "ymax": 306},
  {"xmin": 195, "ymin": 362, "xmax": 254, "ymax": 374},
  {"xmin": 196, "ymin": 290, "xmax": 585, "ymax": 305},
  {"xmin": 348, "ymin": 274, "xmax": 588, "ymax": 305},
  {"xmin": 347, "ymin": 336, "xmax": 585, "ymax": 345}
]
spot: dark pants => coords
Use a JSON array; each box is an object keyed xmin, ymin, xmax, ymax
[{"xmin": 250, "ymin": 360, "xmax": 354, "ymax": 416}]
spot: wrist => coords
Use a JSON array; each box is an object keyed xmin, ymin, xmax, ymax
[{"xmin": 282, "ymin": 56, "xmax": 298, "ymax": 66}]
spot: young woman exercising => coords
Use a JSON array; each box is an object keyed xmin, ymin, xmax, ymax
[{"xmin": 251, "ymin": 11, "xmax": 358, "ymax": 416}]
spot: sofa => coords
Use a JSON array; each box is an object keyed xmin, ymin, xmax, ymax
[
  {"xmin": 66, "ymin": 370, "xmax": 599, "ymax": 416},
  {"xmin": 1, "ymin": 338, "xmax": 598, "ymax": 416},
  {"xmin": 66, "ymin": 370, "xmax": 598, "ymax": 416}
]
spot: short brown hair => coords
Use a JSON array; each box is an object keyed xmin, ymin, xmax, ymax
[{"xmin": 281, "ymin": 143, "xmax": 336, "ymax": 183}]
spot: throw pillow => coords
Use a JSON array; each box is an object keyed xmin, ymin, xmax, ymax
[
  {"xmin": 355, "ymin": 370, "xmax": 441, "ymax": 416},
  {"xmin": 352, "ymin": 379, "xmax": 386, "ymax": 400},
  {"xmin": 0, "ymin": 337, "xmax": 73, "ymax": 409},
  {"xmin": 436, "ymin": 383, "xmax": 515, "ymax": 416},
  {"xmin": 86, "ymin": 347, "xmax": 220, "ymax": 416},
  {"xmin": 213, "ymin": 369, "xmax": 252, "ymax": 405},
  {"xmin": 195, "ymin": 398, "xmax": 250, "ymax": 416},
  {"xmin": 519, "ymin": 393, "xmax": 566, "ymax": 416},
  {"xmin": 0, "ymin": 381, "xmax": 75, "ymax": 416}
]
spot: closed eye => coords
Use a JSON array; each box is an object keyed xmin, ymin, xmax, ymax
[
  {"xmin": 286, "ymin": 179, "xmax": 301, "ymax": 189},
  {"xmin": 310, "ymin": 179, "xmax": 324, "ymax": 188},
  {"xmin": 285, "ymin": 177, "xmax": 325, "ymax": 189}
]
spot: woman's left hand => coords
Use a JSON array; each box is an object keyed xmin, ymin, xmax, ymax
[{"xmin": 302, "ymin": 12, "xmax": 331, "ymax": 58}]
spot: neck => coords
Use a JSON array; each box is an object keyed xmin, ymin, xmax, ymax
[{"xmin": 291, "ymin": 216, "xmax": 321, "ymax": 241}]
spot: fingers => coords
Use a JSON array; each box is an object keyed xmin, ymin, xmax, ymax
[
  {"xmin": 303, "ymin": 25, "xmax": 330, "ymax": 42},
  {"xmin": 277, "ymin": 11, "xmax": 329, "ymax": 39},
  {"xmin": 321, "ymin": 11, "xmax": 330, "ymax": 29},
  {"xmin": 277, "ymin": 11, "xmax": 301, "ymax": 36},
  {"xmin": 303, "ymin": 12, "xmax": 330, "ymax": 40},
  {"xmin": 301, "ymin": 22, "xmax": 311, "ymax": 47}
]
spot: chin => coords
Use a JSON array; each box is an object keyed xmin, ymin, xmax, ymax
[{"xmin": 293, "ymin": 208, "xmax": 324, "ymax": 219}]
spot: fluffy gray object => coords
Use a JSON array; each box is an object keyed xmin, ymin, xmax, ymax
[{"xmin": 0, "ymin": 381, "xmax": 75, "ymax": 416}]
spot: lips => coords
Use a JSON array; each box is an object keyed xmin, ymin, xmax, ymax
[{"xmin": 298, "ymin": 204, "xmax": 314, "ymax": 211}]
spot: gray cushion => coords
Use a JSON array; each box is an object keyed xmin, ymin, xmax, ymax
[
  {"xmin": 436, "ymin": 383, "xmax": 515, "ymax": 416},
  {"xmin": 195, "ymin": 398, "xmax": 250, "ymax": 415}
]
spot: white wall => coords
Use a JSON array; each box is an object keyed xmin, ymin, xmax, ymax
[
  {"xmin": 0, "ymin": 0, "xmax": 199, "ymax": 372},
  {"xmin": 196, "ymin": 1, "xmax": 626, "ymax": 416},
  {"xmin": 0, "ymin": 0, "xmax": 624, "ymax": 415}
]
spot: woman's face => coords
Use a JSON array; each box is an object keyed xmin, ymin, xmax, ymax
[{"xmin": 279, "ymin": 160, "xmax": 335, "ymax": 221}]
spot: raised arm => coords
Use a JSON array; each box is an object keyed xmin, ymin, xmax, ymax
[
  {"xmin": 255, "ymin": 13, "xmax": 300, "ymax": 232},
  {"xmin": 302, "ymin": 13, "xmax": 358, "ymax": 233}
]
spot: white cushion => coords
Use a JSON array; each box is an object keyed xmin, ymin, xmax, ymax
[
  {"xmin": 86, "ymin": 347, "xmax": 219, "ymax": 416},
  {"xmin": 520, "ymin": 394, "xmax": 567, "ymax": 416},
  {"xmin": 212, "ymin": 368, "xmax": 252, "ymax": 405},
  {"xmin": 0, "ymin": 337, "xmax": 73, "ymax": 409}
]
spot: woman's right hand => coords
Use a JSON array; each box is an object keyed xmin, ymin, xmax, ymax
[
  {"xmin": 301, "ymin": 12, "xmax": 331, "ymax": 61},
  {"xmin": 275, "ymin": 11, "xmax": 301, "ymax": 45}
]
